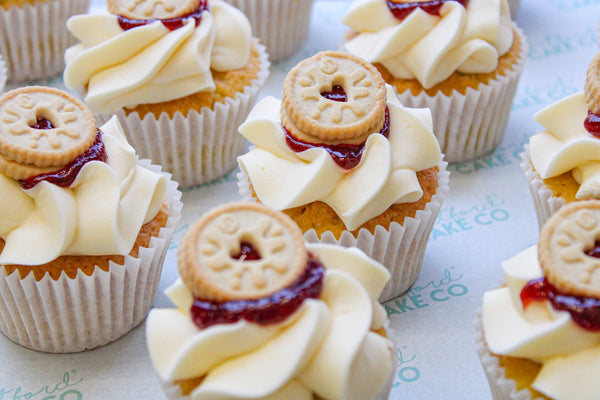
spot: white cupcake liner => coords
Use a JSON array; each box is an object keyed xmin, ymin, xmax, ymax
[
  {"xmin": 519, "ymin": 146, "xmax": 565, "ymax": 231},
  {"xmin": 475, "ymin": 310, "xmax": 545, "ymax": 400},
  {"xmin": 508, "ymin": 0, "xmax": 520, "ymax": 19},
  {"xmin": 395, "ymin": 24, "xmax": 528, "ymax": 163},
  {"xmin": 96, "ymin": 42, "xmax": 270, "ymax": 189},
  {"xmin": 0, "ymin": 160, "xmax": 183, "ymax": 353},
  {"xmin": 0, "ymin": 55, "xmax": 6, "ymax": 93},
  {"xmin": 0, "ymin": 0, "xmax": 90, "ymax": 82},
  {"xmin": 238, "ymin": 161, "xmax": 450, "ymax": 302},
  {"xmin": 224, "ymin": 0, "xmax": 315, "ymax": 61}
]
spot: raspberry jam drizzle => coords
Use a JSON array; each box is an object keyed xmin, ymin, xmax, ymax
[
  {"xmin": 20, "ymin": 129, "xmax": 107, "ymax": 190},
  {"xmin": 584, "ymin": 110, "xmax": 600, "ymax": 138},
  {"xmin": 284, "ymin": 107, "xmax": 390, "ymax": 170},
  {"xmin": 521, "ymin": 278, "xmax": 600, "ymax": 331},
  {"xmin": 190, "ymin": 255, "xmax": 325, "ymax": 329},
  {"xmin": 118, "ymin": 0, "xmax": 209, "ymax": 31},
  {"xmin": 386, "ymin": 0, "xmax": 469, "ymax": 20}
]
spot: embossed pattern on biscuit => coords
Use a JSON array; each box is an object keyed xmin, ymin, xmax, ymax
[
  {"xmin": 178, "ymin": 202, "xmax": 308, "ymax": 301},
  {"xmin": 107, "ymin": 0, "xmax": 200, "ymax": 19},
  {"xmin": 0, "ymin": 86, "xmax": 96, "ymax": 179},
  {"xmin": 539, "ymin": 200, "xmax": 600, "ymax": 298},
  {"xmin": 281, "ymin": 51, "xmax": 386, "ymax": 141}
]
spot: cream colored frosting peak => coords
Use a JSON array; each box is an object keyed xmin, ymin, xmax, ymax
[
  {"xmin": 0, "ymin": 116, "xmax": 167, "ymax": 265},
  {"xmin": 482, "ymin": 246, "xmax": 600, "ymax": 400},
  {"xmin": 237, "ymin": 85, "xmax": 441, "ymax": 231},
  {"xmin": 64, "ymin": 0, "xmax": 251, "ymax": 114},
  {"xmin": 146, "ymin": 243, "xmax": 393, "ymax": 400},
  {"xmin": 342, "ymin": 0, "xmax": 513, "ymax": 89},
  {"xmin": 529, "ymin": 92, "xmax": 600, "ymax": 200}
]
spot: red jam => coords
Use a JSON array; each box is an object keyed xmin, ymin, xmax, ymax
[
  {"xmin": 31, "ymin": 117, "xmax": 55, "ymax": 130},
  {"xmin": 520, "ymin": 278, "xmax": 600, "ymax": 331},
  {"xmin": 584, "ymin": 110, "xmax": 600, "ymax": 138},
  {"xmin": 20, "ymin": 129, "xmax": 107, "ymax": 190},
  {"xmin": 190, "ymin": 254, "xmax": 325, "ymax": 329},
  {"xmin": 320, "ymin": 85, "xmax": 348, "ymax": 102},
  {"xmin": 233, "ymin": 242, "xmax": 262, "ymax": 261},
  {"xmin": 284, "ymin": 107, "xmax": 390, "ymax": 170},
  {"xmin": 118, "ymin": 0, "xmax": 209, "ymax": 31},
  {"xmin": 386, "ymin": 0, "xmax": 469, "ymax": 20}
]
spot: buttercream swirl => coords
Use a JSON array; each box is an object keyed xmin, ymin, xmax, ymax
[
  {"xmin": 529, "ymin": 92, "xmax": 600, "ymax": 200},
  {"xmin": 342, "ymin": 0, "xmax": 513, "ymax": 89},
  {"xmin": 0, "ymin": 116, "xmax": 168, "ymax": 265},
  {"xmin": 482, "ymin": 245, "xmax": 600, "ymax": 400},
  {"xmin": 237, "ymin": 85, "xmax": 442, "ymax": 231},
  {"xmin": 146, "ymin": 243, "xmax": 393, "ymax": 400},
  {"xmin": 63, "ymin": 0, "xmax": 252, "ymax": 114}
]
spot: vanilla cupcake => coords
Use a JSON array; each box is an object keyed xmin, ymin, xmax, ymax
[
  {"xmin": 0, "ymin": 55, "xmax": 6, "ymax": 92},
  {"xmin": 63, "ymin": 0, "xmax": 270, "ymax": 188},
  {"xmin": 0, "ymin": 86, "xmax": 182, "ymax": 353},
  {"xmin": 223, "ymin": 0, "xmax": 315, "ymax": 61},
  {"xmin": 237, "ymin": 51, "xmax": 449, "ymax": 301},
  {"xmin": 521, "ymin": 52, "xmax": 600, "ymax": 229},
  {"xmin": 342, "ymin": 0, "xmax": 527, "ymax": 162},
  {"xmin": 146, "ymin": 202, "xmax": 395, "ymax": 400},
  {"xmin": 477, "ymin": 200, "xmax": 600, "ymax": 400},
  {"xmin": 0, "ymin": 0, "xmax": 90, "ymax": 82}
]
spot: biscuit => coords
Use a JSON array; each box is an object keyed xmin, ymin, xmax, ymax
[
  {"xmin": 281, "ymin": 51, "xmax": 386, "ymax": 141},
  {"xmin": 538, "ymin": 200, "xmax": 600, "ymax": 298},
  {"xmin": 178, "ymin": 202, "xmax": 308, "ymax": 301},
  {"xmin": 107, "ymin": 0, "xmax": 201, "ymax": 19}
]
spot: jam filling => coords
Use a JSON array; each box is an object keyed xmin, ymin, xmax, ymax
[
  {"xmin": 20, "ymin": 129, "xmax": 107, "ymax": 190},
  {"xmin": 118, "ymin": 0, "xmax": 209, "ymax": 31},
  {"xmin": 521, "ymin": 278, "xmax": 600, "ymax": 331},
  {"xmin": 584, "ymin": 110, "xmax": 600, "ymax": 138},
  {"xmin": 232, "ymin": 241, "xmax": 262, "ymax": 261},
  {"xmin": 386, "ymin": 0, "xmax": 469, "ymax": 20},
  {"xmin": 190, "ymin": 254, "xmax": 325, "ymax": 329},
  {"xmin": 284, "ymin": 107, "xmax": 390, "ymax": 170},
  {"xmin": 31, "ymin": 117, "xmax": 55, "ymax": 130},
  {"xmin": 320, "ymin": 85, "xmax": 347, "ymax": 102}
]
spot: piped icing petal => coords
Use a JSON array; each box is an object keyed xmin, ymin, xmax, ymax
[
  {"xmin": 0, "ymin": 116, "xmax": 168, "ymax": 265},
  {"xmin": 343, "ymin": 0, "xmax": 513, "ymax": 89},
  {"xmin": 64, "ymin": 0, "xmax": 252, "ymax": 114},
  {"xmin": 237, "ymin": 85, "xmax": 441, "ymax": 231}
]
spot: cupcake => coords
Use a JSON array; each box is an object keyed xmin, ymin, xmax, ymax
[
  {"xmin": 342, "ymin": 0, "xmax": 527, "ymax": 162},
  {"xmin": 0, "ymin": 0, "xmax": 90, "ymax": 82},
  {"xmin": 477, "ymin": 200, "xmax": 600, "ymax": 400},
  {"xmin": 237, "ymin": 50, "xmax": 449, "ymax": 301},
  {"xmin": 0, "ymin": 55, "xmax": 6, "ymax": 92},
  {"xmin": 63, "ymin": 0, "xmax": 270, "ymax": 188},
  {"xmin": 0, "ymin": 86, "xmax": 182, "ymax": 353},
  {"xmin": 521, "ymin": 52, "xmax": 600, "ymax": 229},
  {"xmin": 223, "ymin": 0, "xmax": 315, "ymax": 61},
  {"xmin": 508, "ymin": 0, "xmax": 520, "ymax": 18},
  {"xmin": 146, "ymin": 201, "xmax": 396, "ymax": 400}
]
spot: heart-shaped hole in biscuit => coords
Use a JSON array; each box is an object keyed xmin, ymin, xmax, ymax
[
  {"xmin": 320, "ymin": 84, "xmax": 347, "ymax": 102},
  {"xmin": 29, "ymin": 116, "xmax": 56, "ymax": 130},
  {"xmin": 231, "ymin": 240, "xmax": 262, "ymax": 261},
  {"xmin": 584, "ymin": 240, "xmax": 600, "ymax": 258}
]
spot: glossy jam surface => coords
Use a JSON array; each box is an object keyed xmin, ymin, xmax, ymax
[
  {"xmin": 30, "ymin": 117, "xmax": 55, "ymax": 130},
  {"xmin": 320, "ymin": 85, "xmax": 347, "ymax": 102},
  {"xmin": 190, "ymin": 255, "xmax": 325, "ymax": 329},
  {"xmin": 20, "ymin": 130, "xmax": 107, "ymax": 190},
  {"xmin": 386, "ymin": 0, "xmax": 469, "ymax": 20},
  {"xmin": 232, "ymin": 242, "xmax": 262, "ymax": 261},
  {"xmin": 284, "ymin": 107, "xmax": 390, "ymax": 170},
  {"xmin": 584, "ymin": 110, "xmax": 600, "ymax": 138},
  {"xmin": 118, "ymin": 0, "xmax": 208, "ymax": 31},
  {"xmin": 521, "ymin": 278, "xmax": 600, "ymax": 331}
]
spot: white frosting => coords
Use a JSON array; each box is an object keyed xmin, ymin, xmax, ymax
[
  {"xmin": 529, "ymin": 92, "xmax": 600, "ymax": 200},
  {"xmin": 237, "ymin": 85, "xmax": 441, "ymax": 231},
  {"xmin": 146, "ymin": 243, "xmax": 393, "ymax": 400},
  {"xmin": 64, "ymin": 0, "xmax": 252, "ymax": 114},
  {"xmin": 482, "ymin": 245, "xmax": 600, "ymax": 400},
  {"xmin": 0, "ymin": 116, "xmax": 168, "ymax": 265},
  {"xmin": 342, "ymin": 0, "xmax": 514, "ymax": 89}
]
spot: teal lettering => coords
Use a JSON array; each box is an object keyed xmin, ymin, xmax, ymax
[
  {"xmin": 431, "ymin": 227, "xmax": 446, "ymax": 240},
  {"xmin": 397, "ymin": 367, "xmax": 420, "ymax": 383},
  {"xmin": 495, "ymin": 153, "xmax": 511, "ymax": 166},
  {"xmin": 384, "ymin": 304, "xmax": 402, "ymax": 316},
  {"xmin": 59, "ymin": 391, "xmax": 82, "ymax": 400},
  {"xmin": 394, "ymin": 297, "xmax": 415, "ymax": 313},
  {"xmin": 442, "ymin": 222, "xmax": 460, "ymax": 235},
  {"xmin": 455, "ymin": 217, "xmax": 473, "ymax": 231},
  {"xmin": 448, "ymin": 284, "xmax": 468, "ymax": 297},
  {"xmin": 454, "ymin": 163, "xmax": 473, "ymax": 174},
  {"xmin": 491, "ymin": 209, "xmax": 509, "ymax": 221},
  {"xmin": 430, "ymin": 289, "xmax": 449, "ymax": 302},
  {"xmin": 475, "ymin": 213, "xmax": 492, "ymax": 225},
  {"xmin": 408, "ymin": 294, "xmax": 428, "ymax": 309}
]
